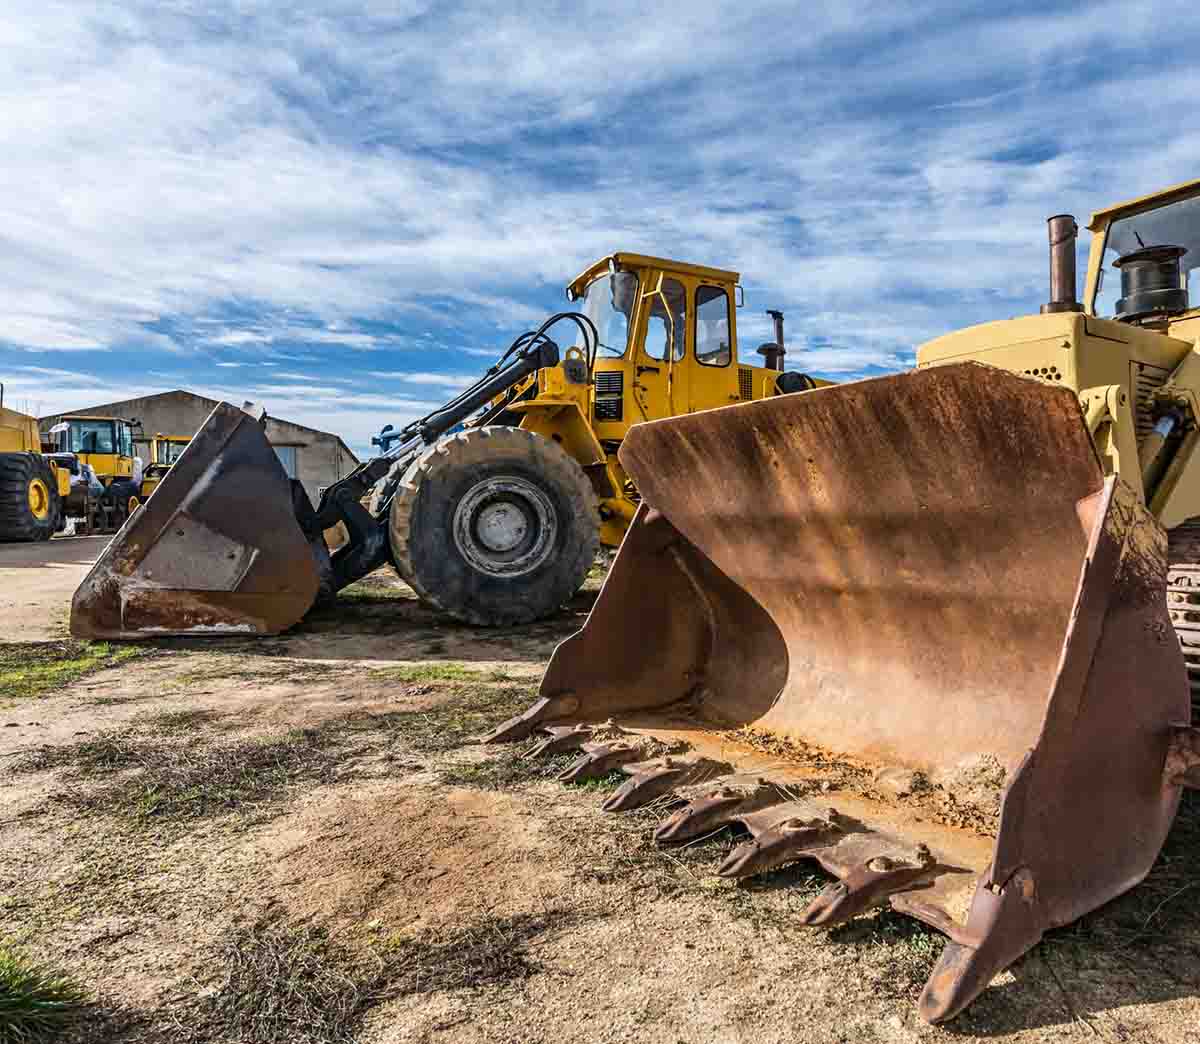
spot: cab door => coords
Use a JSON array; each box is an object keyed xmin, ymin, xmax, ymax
[
  {"xmin": 688, "ymin": 284, "xmax": 740, "ymax": 413},
  {"xmin": 631, "ymin": 272, "xmax": 690, "ymax": 421}
]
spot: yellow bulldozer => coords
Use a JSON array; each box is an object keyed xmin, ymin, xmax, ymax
[
  {"xmin": 69, "ymin": 254, "xmax": 826, "ymax": 635},
  {"xmin": 0, "ymin": 387, "xmax": 70, "ymax": 541},
  {"xmin": 474, "ymin": 180, "xmax": 1200, "ymax": 1022}
]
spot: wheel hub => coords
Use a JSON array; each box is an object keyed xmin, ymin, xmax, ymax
[
  {"xmin": 28, "ymin": 478, "xmax": 50, "ymax": 520},
  {"xmin": 453, "ymin": 476, "xmax": 556, "ymax": 578}
]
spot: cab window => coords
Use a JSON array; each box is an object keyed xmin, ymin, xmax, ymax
[
  {"xmin": 117, "ymin": 424, "xmax": 134, "ymax": 458},
  {"xmin": 643, "ymin": 277, "xmax": 686, "ymax": 362},
  {"xmin": 695, "ymin": 286, "xmax": 732, "ymax": 366},
  {"xmin": 70, "ymin": 420, "xmax": 115, "ymax": 454}
]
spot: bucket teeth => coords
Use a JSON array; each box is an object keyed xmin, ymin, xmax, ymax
[
  {"xmin": 798, "ymin": 847, "xmax": 938, "ymax": 927},
  {"xmin": 522, "ymin": 724, "xmax": 596, "ymax": 759},
  {"xmin": 600, "ymin": 756, "xmax": 731, "ymax": 813},
  {"xmin": 481, "ymin": 697, "xmax": 556, "ymax": 744},
  {"xmin": 557, "ymin": 743, "xmax": 645, "ymax": 783},
  {"xmin": 653, "ymin": 778, "xmax": 789, "ymax": 843},
  {"xmin": 478, "ymin": 693, "xmax": 580, "ymax": 744},
  {"xmin": 717, "ymin": 809, "xmax": 846, "ymax": 880}
]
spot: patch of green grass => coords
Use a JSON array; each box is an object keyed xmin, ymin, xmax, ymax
[
  {"xmin": 0, "ymin": 641, "xmax": 148, "ymax": 702},
  {"xmin": 0, "ymin": 942, "xmax": 88, "ymax": 1043}
]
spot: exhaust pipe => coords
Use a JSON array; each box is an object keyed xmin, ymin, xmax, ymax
[
  {"xmin": 757, "ymin": 310, "xmax": 787, "ymax": 370},
  {"xmin": 1041, "ymin": 214, "xmax": 1083, "ymax": 314}
]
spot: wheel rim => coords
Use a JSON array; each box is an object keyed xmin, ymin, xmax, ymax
[
  {"xmin": 128, "ymin": 495, "xmax": 140, "ymax": 515},
  {"xmin": 28, "ymin": 478, "xmax": 50, "ymax": 520},
  {"xmin": 452, "ymin": 476, "xmax": 557, "ymax": 578}
]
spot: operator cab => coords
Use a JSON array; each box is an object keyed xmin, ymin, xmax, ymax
[{"xmin": 567, "ymin": 253, "xmax": 826, "ymax": 433}]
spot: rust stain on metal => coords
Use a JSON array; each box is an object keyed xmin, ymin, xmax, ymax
[{"xmin": 70, "ymin": 403, "xmax": 322, "ymax": 638}]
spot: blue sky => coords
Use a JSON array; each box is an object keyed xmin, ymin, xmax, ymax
[{"xmin": 3, "ymin": 1, "xmax": 1200, "ymax": 458}]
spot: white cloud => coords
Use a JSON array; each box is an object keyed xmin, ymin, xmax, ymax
[
  {"xmin": 5, "ymin": 0, "xmax": 1200, "ymax": 427},
  {"xmin": 367, "ymin": 371, "xmax": 478, "ymax": 387}
]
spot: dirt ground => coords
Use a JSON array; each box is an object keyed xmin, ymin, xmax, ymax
[
  {"xmin": 2, "ymin": 539, "xmax": 1199, "ymax": 1043},
  {"xmin": 0, "ymin": 535, "xmax": 108, "ymax": 640}
]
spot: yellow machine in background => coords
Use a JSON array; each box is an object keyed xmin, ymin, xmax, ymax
[
  {"xmin": 73, "ymin": 252, "xmax": 831, "ymax": 635},
  {"xmin": 0, "ymin": 387, "xmax": 69, "ymax": 541},
  {"xmin": 44, "ymin": 414, "xmax": 144, "ymax": 529},
  {"xmin": 140, "ymin": 433, "xmax": 191, "ymax": 499}
]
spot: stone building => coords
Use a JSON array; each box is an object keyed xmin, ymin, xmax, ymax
[{"xmin": 41, "ymin": 390, "xmax": 358, "ymax": 505}]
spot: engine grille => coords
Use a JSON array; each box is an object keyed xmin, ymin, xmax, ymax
[
  {"xmin": 1132, "ymin": 362, "xmax": 1172, "ymax": 444},
  {"xmin": 738, "ymin": 367, "xmax": 753, "ymax": 401},
  {"xmin": 594, "ymin": 370, "xmax": 623, "ymax": 421},
  {"xmin": 595, "ymin": 371, "xmax": 623, "ymax": 396}
]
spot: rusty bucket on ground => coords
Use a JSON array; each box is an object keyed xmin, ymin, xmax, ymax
[
  {"xmin": 485, "ymin": 362, "xmax": 1199, "ymax": 1022},
  {"xmin": 71, "ymin": 403, "xmax": 327, "ymax": 639}
]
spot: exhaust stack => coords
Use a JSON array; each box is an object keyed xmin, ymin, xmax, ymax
[
  {"xmin": 757, "ymin": 310, "xmax": 787, "ymax": 370},
  {"xmin": 1041, "ymin": 214, "xmax": 1083, "ymax": 314}
]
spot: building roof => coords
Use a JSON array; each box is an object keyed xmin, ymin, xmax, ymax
[{"xmin": 40, "ymin": 389, "xmax": 360, "ymax": 464}]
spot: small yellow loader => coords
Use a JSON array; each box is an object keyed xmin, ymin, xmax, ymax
[
  {"xmin": 484, "ymin": 182, "xmax": 1200, "ymax": 1021},
  {"xmin": 139, "ymin": 433, "xmax": 191, "ymax": 500},
  {"xmin": 0, "ymin": 387, "xmax": 69, "ymax": 541},
  {"xmin": 70, "ymin": 254, "xmax": 826, "ymax": 637},
  {"xmin": 44, "ymin": 414, "xmax": 144, "ymax": 532}
]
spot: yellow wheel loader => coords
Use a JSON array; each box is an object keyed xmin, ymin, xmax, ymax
[
  {"xmin": 44, "ymin": 414, "xmax": 144, "ymax": 532},
  {"xmin": 139, "ymin": 433, "xmax": 191, "ymax": 499},
  {"xmin": 70, "ymin": 254, "xmax": 826, "ymax": 637},
  {"xmin": 481, "ymin": 182, "xmax": 1200, "ymax": 1022},
  {"xmin": 0, "ymin": 387, "xmax": 70, "ymax": 541}
]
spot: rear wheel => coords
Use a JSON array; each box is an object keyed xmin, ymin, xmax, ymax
[
  {"xmin": 103, "ymin": 480, "xmax": 141, "ymax": 527},
  {"xmin": 389, "ymin": 426, "xmax": 599, "ymax": 625},
  {"xmin": 0, "ymin": 453, "xmax": 61, "ymax": 542}
]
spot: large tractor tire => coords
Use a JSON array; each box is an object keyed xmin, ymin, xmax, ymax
[
  {"xmin": 0, "ymin": 453, "xmax": 61, "ymax": 542},
  {"xmin": 389, "ymin": 426, "xmax": 600, "ymax": 626}
]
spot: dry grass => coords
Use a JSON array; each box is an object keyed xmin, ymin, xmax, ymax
[
  {"xmin": 176, "ymin": 913, "xmax": 570, "ymax": 1044},
  {"xmin": 194, "ymin": 921, "xmax": 373, "ymax": 1044},
  {"xmin": 380, "ymin": 913, "xmax": 566, "ymax": 996},
  {"xmin": 16, "ymin": 726, "xmax": 346, "ymax": 828}
]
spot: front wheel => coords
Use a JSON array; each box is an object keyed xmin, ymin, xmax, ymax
[
  {"xmin": 0, "ymin": 453, "xmax": 60, "ymax": 542},
  {"xmin": 388, "ymin": 427, "xmax": 599, "ymax": 626}
]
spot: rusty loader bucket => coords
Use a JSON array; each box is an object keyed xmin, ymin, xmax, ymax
[
  {"xmin": 485, "ymin": 362, "xmax": 1200, "ymax": 1022},
  {"xmin": 71, "ymin": 403, "xmax": 327, "ymax": 638}
]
